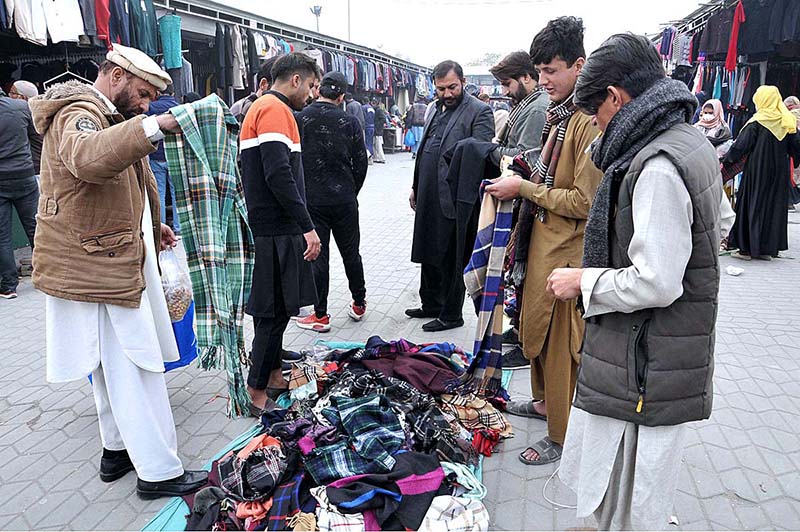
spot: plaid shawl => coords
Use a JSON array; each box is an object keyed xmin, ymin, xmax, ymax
[
  {"xmin": 511, "ymin": 94, "xmax": 578, "ymax": 286},
  {"xmin": 164, "ymin": 95, "xmax": 255, "ymax": 417},
  {"xmin": 459, "ymin": 180, "xmax": 513, "ymax": 399}
]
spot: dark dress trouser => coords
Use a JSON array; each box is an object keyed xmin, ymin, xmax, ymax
[
  {"xmin": 247, "ymin": 247, "xmax": 289, "ymax": 390},
  {"xmin": 0, "ymin": 177, "xmax": 38, "ymax": 293},
  {"xmin": 419, "ymin": 232, "xmax": 466, "ymax": 322},
  {"xmin": 308, "ymin": 202, "xmax": 367, "ymax": 316}
]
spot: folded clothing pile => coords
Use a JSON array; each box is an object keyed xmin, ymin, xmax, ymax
[{"xmin": 182, "ymin": 335, "xmax": 511, "ymax": 531}]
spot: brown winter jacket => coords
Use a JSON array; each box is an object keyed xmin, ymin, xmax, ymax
[{"xmin": 29, "ymin": 80, "xmax": 161, "ymax": 308}]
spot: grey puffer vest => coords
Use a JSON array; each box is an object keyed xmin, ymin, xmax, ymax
[{"xmin": 574, "ymin": 123, "xmax": 721, "ymax": 427}]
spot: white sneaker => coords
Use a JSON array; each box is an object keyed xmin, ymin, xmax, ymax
[{"xmin": 348, "ymin": 301, "xmax": 367, "ymax": 321}]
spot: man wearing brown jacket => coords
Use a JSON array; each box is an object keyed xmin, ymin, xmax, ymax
[
  {"xmin": 486, "ymin": 17, "xmax": 602, "ymax": 466},
  {"xmin": 29, "ymin": 44, "xmax": 207, "ymax": 499}
]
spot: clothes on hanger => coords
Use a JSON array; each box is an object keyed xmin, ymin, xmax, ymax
[
  {"xmin": 158, "ymin": 13, "xmax": 182, "ymax": 69},
  {"xmin": 129, "ymin": 0, "xmax": 157, "ymax": 56},
  {"xmin": 41, "ymin": 0, "xmax": 85, "ymax": 44}
]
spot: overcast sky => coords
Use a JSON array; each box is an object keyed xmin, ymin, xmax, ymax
[{"xmin": 224, "ymin": 0, "xmax": 704, "ymax": 67}]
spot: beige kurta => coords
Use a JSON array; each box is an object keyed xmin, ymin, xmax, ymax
[
  {"xmin": 518, "ymin": 112, "xmax": 602, "ymax": 361},
  {"xmin": 514, "ymin": 111, "xmax": 602, "ymax": 445}
]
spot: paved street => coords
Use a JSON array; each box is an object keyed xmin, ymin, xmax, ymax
[{"xmin": 2, "ymin": 151, "xmax": 800, "ymax": 530}]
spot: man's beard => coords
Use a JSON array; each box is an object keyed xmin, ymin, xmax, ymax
[
  {"xmin": 510, "ymin": 85, "xmax": 529, "ymax": 106},
  {"xmin": 441, "ymin": 91, "xmax": 464, "ymax": 109},
  {"xmin": 113, "ymin": 88, "xmax": 141, "ymax": 119}
]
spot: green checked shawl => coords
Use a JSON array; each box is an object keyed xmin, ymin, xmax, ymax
[{"xmin": 164, "ymin": 94, "xmax": 255, "ymax": 417}]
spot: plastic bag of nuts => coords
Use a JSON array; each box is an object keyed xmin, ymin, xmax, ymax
[{"xmin": 159, "ymin": 248, "xmax": 193, "ymax": 322}]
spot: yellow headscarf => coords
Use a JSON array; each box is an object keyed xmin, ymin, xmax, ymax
[{"xmin": 747, "ymin": 86, "xmax": 798, "ymax": 141}]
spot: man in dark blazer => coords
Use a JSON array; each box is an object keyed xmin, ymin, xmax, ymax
[{"xmin": 407, "ymin": 60, "xmax": 495, "ymax": 332}]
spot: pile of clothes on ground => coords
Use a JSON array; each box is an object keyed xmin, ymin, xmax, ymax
[{"xmin": 181, "ymin": 336, "xmax": 513, "ymax": 531}]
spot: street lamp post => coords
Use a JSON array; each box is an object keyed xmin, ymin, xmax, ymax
[{"xmin": 310, "ymin": 5, "xmax": 323, "ymax": 33}]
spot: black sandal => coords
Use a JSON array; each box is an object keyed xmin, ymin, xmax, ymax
[
  {"xmin": 519, "ymin": 436, "xmax": 562, "ymax": 466},
  {"xmin": 506, "ymin": 400, "xmax": 547, "ymax": 421}
]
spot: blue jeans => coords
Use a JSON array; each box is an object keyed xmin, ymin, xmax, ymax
[
  {"xmin": 150, "ymin": 159, "xmax": 180, "ymax": 233},
  {"xmin": 411, "ymin": 126, "xmax": 424, "ymax": 154},
  {"xmin": 0, "ymin": 176, "xmax": 38, "ymax": 292},
  {"xmin": 364, "ymin": 126, "xmax": 375, "ymax": 157}
]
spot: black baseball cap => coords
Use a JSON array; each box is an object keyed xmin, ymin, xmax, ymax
[{"xmin": 321, "ymin": 71, "xmax": 347, "ymax": 96}]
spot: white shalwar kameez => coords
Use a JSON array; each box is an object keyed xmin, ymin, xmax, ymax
[
  {"xmin": 45, "ymin": 89, "xmax": 184, "ymax": 482},
  {"xmin": 559, "ymin": 156, "xmax": 735, "ymax": 531}
]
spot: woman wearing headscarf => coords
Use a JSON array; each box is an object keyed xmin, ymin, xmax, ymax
[
  {"xmin": 784, "ymin": 96, "xmax": 800, "ymax": 207},
  {"xmin": 724, "ymin": 86, "xmax": 800, "ymax": 260},
  {"xmin": 694, "ymin": 98, "xmax": 732, "ymax": 148}
]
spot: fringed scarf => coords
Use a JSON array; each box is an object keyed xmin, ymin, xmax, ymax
[
  {"xmin": 164, "ymin": 95, "xmax": 255, "ymax": 417},
  {"xmin": 455, "ymin": 180, "xmax": 514, "ymax": 400}
]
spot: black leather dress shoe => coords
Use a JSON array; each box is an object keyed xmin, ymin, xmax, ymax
[
  {"xmin": 405, "ymin": 307, "xmax": 441, "ymax": 319},
  {"xmin": 136, "ymin": 470, "xmax": 209, "ymax": 499},
  {"xmin": 100, "ymin": 449, "xmax": 135, "ymax": 483},
  {"xmin": 422, "ymin": 318, "xmax": 465, "ymax": 332}
]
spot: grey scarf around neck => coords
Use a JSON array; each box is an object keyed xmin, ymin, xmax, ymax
[{"xmin": 582, "ymin": 78, "xmax": 698, "ymax": 269}]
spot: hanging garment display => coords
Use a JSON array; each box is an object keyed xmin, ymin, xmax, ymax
[
  {"xmin": 14, "ymin": 0, "xmax": 48, "ymax": 45},
  {"xmin": 158, "ymin": 12, "xmax": 182, "ymax": 69},
  {"xmin": 129, "ymin": 0, "xmax": 158, "ymax": 56},
  {"xmin": 163, "ymin": 95, "xmax": 255, "ymax": 417},
  {"xmin": 41, "ymin": 0, "xmax": 85, "ymax": 44}
]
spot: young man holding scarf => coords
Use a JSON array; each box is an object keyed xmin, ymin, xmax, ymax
[
  {"xmin": 547, "ymin": 34, "xmax": 732, "ymax": 529},
  {"xmin": 485, "ymin": 16, "xmax": 602, "ymax": 465},
  {"xmin": 487, "ymin": 50, "xmax": 549, "ymax": 365}
]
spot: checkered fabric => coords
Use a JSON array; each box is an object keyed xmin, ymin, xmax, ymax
[
  {"xmin": 439, "ymin": 393, "xmax": 513, "ymax": 438},
  {"xmin": 419, "ymin": 496, "xmax": 489, "ymax": 531},
  {"xmin": 311, "ymin": 486, "xmax": 365, "ymax": 532},
  {"xmin": 303, "ymin": 440, "xmax": 375, "ymax": 486},
  {"xmin": 218, "ymin": 445, "xmax": 286, "ymax": 502},
  {"xmin": 460, "ymin": 181, "xmax": 514, "ymax": 399},
  {"xmin": 164, "ymin": 94, "xmax": 255, "ymax": 417},
  {"xmin": 322, "ymin": 394, "xmax": 405, "ymax": 472},
  {"xmin": 265, "ymin": 472, "xmax": 305, "ymax": 531}
]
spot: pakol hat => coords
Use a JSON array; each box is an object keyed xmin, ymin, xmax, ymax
[
  {"xmin": 321, "ymin": 71, "xmax": 347, "ymax": 96},
  {"xmin": 106, "ymin": 44, "xmax": 172, "ymax": 91}
]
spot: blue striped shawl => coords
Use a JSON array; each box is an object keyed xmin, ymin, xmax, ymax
[{"xmin": 459, "ymin": 180, "xmax": 514, "ymax": 399}]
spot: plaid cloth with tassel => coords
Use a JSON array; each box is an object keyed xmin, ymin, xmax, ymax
[
  {"xmin": 458, "ymin": 178, "xmax": 514, "ymax": 399},
  {"xmin": 164, "ymin": 95, "xmax": 255, "ymax": 417}
]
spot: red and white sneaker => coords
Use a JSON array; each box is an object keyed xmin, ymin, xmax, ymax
[
  {"xmin": 295, "ymin": 313, "xmax": 331, "ymax": 332},
  {"xmin": 348, "ymin": 301, "xmax": 367, "ymax": 321}
]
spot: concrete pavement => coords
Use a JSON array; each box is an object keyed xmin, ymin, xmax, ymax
[{"xmin": 1, "ymin": 152, "xmax": 799, "ymax": 530}]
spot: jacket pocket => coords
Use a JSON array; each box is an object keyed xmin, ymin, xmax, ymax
[
  {"xmin": 79, "ymin": 226, "xmax": 134, "ymax": 254},
  {"xmin": 38, "ymin": 196, "xmax": 58, "ymax": 216},
  {"xmin": 632, "ymin": 319, "xmax": 651, "ymax": 414}
]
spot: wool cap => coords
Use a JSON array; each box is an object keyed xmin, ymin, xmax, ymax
[{"xmin": 106, "ymin": 44, "xmax": 172, "ymax": 90}]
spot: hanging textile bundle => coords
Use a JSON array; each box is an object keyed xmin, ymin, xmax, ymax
[{"xmin": 163, "ymin": 94, "xmax": 255, "ymax": 417}]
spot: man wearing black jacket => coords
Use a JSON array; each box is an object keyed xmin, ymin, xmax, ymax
[
  {"xmin": 240, "ymin": 53, "xmax": 322, "ymax": 411},
  {"xmin": 294, "ymin": 72, "xmax": 369, "ymax": 332}
]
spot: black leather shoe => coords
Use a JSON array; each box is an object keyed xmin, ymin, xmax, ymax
[
  {"xmin": 405, "ymin": 307, "xmax": 441, "ymax": 319},
  {"xmin": 136, "ymin": 470, "xmax": 209, "ymax": 499},
  {"xmin": 422, "ymin": 318, "xmax": 464, "ymax": 332},
  {"xmin": 100, "ymin": 449, "xmax": 135, "ymax": 483}
]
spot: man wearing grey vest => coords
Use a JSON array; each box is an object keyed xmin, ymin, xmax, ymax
[{"xmin": 545, "ymin": 35, "xmax": 734, "ymax": 529}]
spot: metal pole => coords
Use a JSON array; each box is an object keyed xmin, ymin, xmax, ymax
[{"xmin": 347, "ymin": 0, "xmax": 351, "ymax": 41}]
